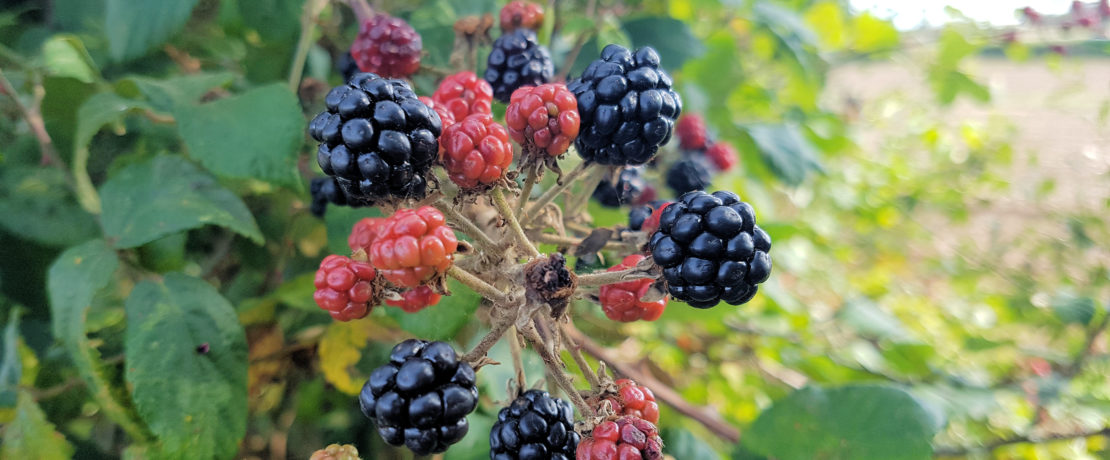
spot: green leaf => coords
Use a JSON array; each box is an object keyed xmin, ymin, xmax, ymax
[
  {"xmin": 0, "ymin": 391, "xmax": 74, "ymax": 460},
  {"xmin": 125, "ymin": 273, "xmax": 248, "ymax": 460},
  {"xmin": 744, "ymin": 385, "xmax": 940, "ymax": 460},
  {"xmin": 836, "ymin": 298, "xmax": 910, "ymax": 341},
  {"xmin": 1051, "ymin": 292, "xmax": 1096, "ymax": 325},
  {"xmin": 126, "ymin": 72, "xmax": 235, "ymax": 112},
  {"xmin": 104, "ymin": 0, "xmax": 199, "ymax": 61},
  {"xmin": 621, "ymin": 16, "xmax": 704, "ymax": 71},
  {"xmin": 72, "ymin": 91, "xmax": 157, "ymax": 213},
  {"xmin": 41, "ymin": 34, "xmax": 99, "ymax": 83},
  {"xmin": 0, "ymin": 167, "xmax": 99, "ymax": 247},
  {"xmin": 99, "ymin": 155, "xmax": 263, "ymax": 248},
  {"xmin": 238, "ymin": 0, "xmax": 303, "ymax": 41},
  {"xmin": 752, "ymin": 2, "xmax": 820, "ymax": 77},
  {"xmin": 0, "ymin": 310, "xmax": 22, "ymax": 408},
  {"xmin": 660, "ymin": 427, "xmax": 722, "ymax": 460},
  {"xmin": 385, "ymin": 278, "xmax": 482, "ymax": 340},
  {"xmin": 175, "ymin": 83, "xmax": 305, "ymax": 188},
  {"xmin": 744, "ymin": 123, "xmax": 824, "ymax": 186}
]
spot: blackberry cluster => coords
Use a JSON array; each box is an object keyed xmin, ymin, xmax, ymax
[
  {"xmin": 568, "ymin": 44, "xmax": 682, "ymax": 165},
  {"xmin": 489, "ymin": 389, "xmax": 580, "ymax": 459},
  {"xmin": 592, "ymin": 167, "xmax": 647, "ymax": 207},
  {"xmin": 359, "ymin": 340, "xmax": 478, "ymax": 455},
  {"xmin": 309, "ymin": 177, "xmax": 362, "ymax": 218},
  {"xmin": 648, "ymin": 190, "xmax": 772, "ymax": 308},
  {"xmin": 665, "ymin": 158, "xmax": 712, "ymax": 195},
  {"xmin": 309, "ymin": 73, "xmax": 442, "ymax": 205},
  {"xmin": 485, "ymin": 29, "xmax": 554, "ymax": 102}
]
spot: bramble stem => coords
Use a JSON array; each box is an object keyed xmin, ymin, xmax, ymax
[
  {"xmin": 521, "ymin": 322, "xmax": 595, "ymax": 416},
  {"xmin": 535, "ymin": 233, "xmax": 641, "ymax": 252},
  {"xmin": 288, "ymin": 0, "xmax": 329, "ymax": 91},
  {"xmin": 576, "ymin": 267, "xmax": 657, "ymax": 287},
  {"xmin": 492, "ymin": 187, "xmax": 541, "ymax": 259},
  {"xmin": 446, "ymin": 265, "xmax": 511, "ymax": 306},
  {"xmin": 561, "ymin": 322, "xmax": 601, "ymax": 389},
  {"xmin": 521, "ymin": 161, "xmax": 593, "ymax": 225},
  {"xmin": 518, "ymin": 165, "xmax": 540, "ymax": 210},
  {"xmin": 508, "ymin": 326, "xmax": 527, "ymax": 389},
  {"xmin": 434, "ymin": 199, "xmax": 498, "ymax": 251},
  {"xmin": 562, "ymin": 165, "xmax": 608, "ymax": 225},
  {"xmin": 461, "ymin": 316, "xmax": 514, "ymax": 363}
]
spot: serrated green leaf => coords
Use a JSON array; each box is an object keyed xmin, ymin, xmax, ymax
[
  {"xmin": 621, "ymin": 16, "xmax": 704, "ymax": 71},
  {"xmin": 125, "ymin": 273, "xmax": 248, "ymax": 460},
  {"xmin": 99, "ymin": 155, "xmax": 263, "ymax": 248},
  {"xmin": 105, "ymin": 0, "xmax": 199, "ymax": 61},
  {"xmin": 745, "ymin": 123, "xmax": 823, "ymax": 186},
  {"xmin": 744, "ymin": 385, "xmax": 940, "ymax": 460},
  {"xmin": 238, "ymin": 0, "xmax": 303, "ymax": 41},
  {"xmin": 41, "ymin": 34, "xmax": 99, "ymax": 83},
  {"xmin": 126, "ymin": 72, "xmax": 235, "ymax": 112},
  {"xmin": 0, "ymin": 167, "xmax": 99, "ymax": 247},
  {"xmin": 385, "ymin": 278, "xmax": 481, "ymax": 340},
  {"xmin": 175, "ymin": 83, "xmax": 305, "ymax": 188},
  {"xmin": 0, "ymin": 392, "xmax": 74, "ymax": 460}
]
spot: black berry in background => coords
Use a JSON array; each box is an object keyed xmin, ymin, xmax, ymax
[
  {"xmin": 627, "ymin": 200, "xmax": 666, "ymax": 231},
  {"xmin": 308, "ymin": 73, "xmax": 442, "ymax": 205},
  {"xmin": 666, "ymin": 158, "xmax": 712, "ymax": 195},
  {"xmin": 568, "ymin": 44, "xmax": 682, "ymax": 165},
  {"xmin": 337, "ymin": 51, "xmax": 359, "ymax": 83},
  {"xmin": 648, "ymin": 190, "xmax": 772, "ymax": 308},
  {"xmin": 485, "ymin": 29, "xmax": 554, "ymax": 102},
  {"xmin": 490, "ymin": 389, "xmax": 579, "ymax": 460},
  {"xmin": 592, "ymin": 166, "xmax": 646, "ymax": 208},
  {"xmin": 358, "ymin": 339, "xmax": 478, "ymax": 455}
]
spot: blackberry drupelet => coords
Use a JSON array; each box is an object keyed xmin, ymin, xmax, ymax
[
  {"xmin": 309, "ymin": 73, "xmax": 442, "ymax": 205},
  {"xmin": 648, "ymin": 190, "xmax": 772, "ymax": 308},
  {"xmin": 359, "ymin": 339, "xmax": 479, "ymax": 455},
  {"xmin": 568, "ymin": 44, "xmax": 682, "ymax": 165},
  {"xmin": 485, "ymin": 29, "xmax": 554, "ymax": 102},
  {"xmin": 489, "ymin": 389, "xmax": 579, "ymax": 459},
  {"xmin": 665, "ymin": 158, "xmax": 711, "ymax": 195},
  {"xmin": 592, "ymin": 167, "xmax": 646, "ymax": 207}
]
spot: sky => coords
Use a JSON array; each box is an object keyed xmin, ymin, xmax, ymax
[{"xmin": 848, "ymin": 0, "xmax": 1076, "ymax": 29}]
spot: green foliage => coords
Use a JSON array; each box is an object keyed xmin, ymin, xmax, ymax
[
  {"xmin": 104, "ymin": 0, "xmax": 199, "ymax": 61},
  {"xmin": 1, "ymin": 392, "xmax": 75, "ymax": 460}
]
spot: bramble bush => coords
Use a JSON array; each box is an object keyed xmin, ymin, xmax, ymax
[{"xmin": 1, "ymin": 0, "xmax": 1109, "ymax": 459}]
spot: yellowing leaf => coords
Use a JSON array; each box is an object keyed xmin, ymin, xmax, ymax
[
  {"xmin": 851, "ymin": 12, "xmax": 899, "ymax": 53},
  {"xmin": 318, "ymin": 321, "xmax": 371, "ymax": 395},
  {"xmin": 804, "ymin": 1, "xmax": 845, "ymax": 50}
]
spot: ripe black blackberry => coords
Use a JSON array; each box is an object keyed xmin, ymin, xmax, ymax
[
  {"xmin": 485, "ymin": 29, "xmax": 554, "ymax": 102},
  {"xmin": 358, "ymin": 339, "xmax": 478, "ymax": 455},
  {"xmin": 568, "ymin": 44, "xmax": 682, "ymax": 165},
  {"xmin": 648, "ymin": 190, "xmax": 772, "ymax": 308},
  {"xmin": 665, "ymin": 158, "xmax": 711, "ymax": 195},
  {"xmin": 490, "ymin": 389, "xmax": 579, "ymax": 460},
  {"xmin": 308, "ymin": 73, "xmax": 442, "ymax": 206},
  {"xmin": 592, "ymin": 167, "xmax": 646, "ymax": 207},
  {"xmin": 309, "ymin": 177, "xmax": 346, "ymax": 217}
]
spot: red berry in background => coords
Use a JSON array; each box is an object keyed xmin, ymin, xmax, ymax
[
  {"xmin": 705, "ymin": 142, "xmax": 739, "ymax": 171},
  {"xmin": 1022, "ymin": 6, "xmax": 1041, "ymax": 23},
  {"xmin": 385, "ymin": 285, "xmax": 442, "ymax": 313},
  {"xmin": 506, "ymin": 83, "xmax": 581, "ymax": 158},
  {"xmin": 370, "ymin": 206, "xmax": 457, "ymax": 287},
  {"xmin": 313, "ymin": 255, "xmax": 377, "ymax": 321},
  {"xmin": 432, "ymin": 72, "xmax": 494, "ymax": 123},
  {"xmin": 499, "ymin": 0, "xmax": 545, "ymax": 32},
  {"xmin": 676, "ymin": 114, "xmax": 708, "ymax": 151},
  {"xmin": 599, "ymin": 255, "xmax": 668, "ymax": 323},
  {"xmin": 440, "ymin": 113, "xmax": 513, "ymax": 189},
  {"xmin": 1101, "ymin": 0, "xmax": 1110, "ymax": 18},
  {"xmin": 576, "ymin": 416, "xmax": 664, "ymax": 460},
  {"xmin": 348, "ymin": 217, "xmax": 385, "ymax": 255},
  {"xmin": 350, "ymin": 15, "xmax": 422, "ymax": 78},
  {"xmin": 641, "ymin": 202, "xmax": 671, "ymax": 235},
  {"xmin": 419, "ymin": 96, "xmax": 456, "ymax": 130}
]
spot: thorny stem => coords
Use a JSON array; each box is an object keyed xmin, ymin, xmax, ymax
[
  {"xmin": 508, "ymin": 326, "xmax": 527, "ymax": 390},
  {"xmin": 462, "ymin": 315, "xmax": 514, "ymax": 363},
  {"xmin": 517, "ymin": 165, "xmax": 541, "ymax": 210},
  {"xmin": 434, "ymin": 198, "xmax": 498, "ymax": 251},
  {"xmin": 521, "ymin": 321, "xmax": 595, "ymax": 417},
  {"xmin": 521, "ymin": 161, "xmax": 593, "ymax": 225},
  {"xmin": 446, "ymin": 265, "xmax": 511, "ymax": 306},
  {"xmin": 288, "ymin": 0, "xmax": 329, "ymax": 91},
  {"xmin": 576, "ymin": 267, "xmax": 657, "ymax": 287},
  {"xmin": 560, "ymin": 322, "xmax": 601, "ymax": 389},
  {"xmin": 492, "ymin": 187, "xmax": 541, "ymax": 259}
]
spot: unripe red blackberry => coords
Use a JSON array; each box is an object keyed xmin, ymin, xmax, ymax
[
  {"xmin": 359, "ymin": 339, "xmax": 478, "ymax": 455},
  {"xmin": 432, "ymin": 71, "xmax": 494, "ymax": 123},
  {"xmin": 350, "ymin": 15, "xmax": 422, "ymax": 78},
  {"xmin": 575, "ymin": 416, "xmax": 663, "ymax": 460},
  {"xmin": 386, "ymin": 286, "xmax": 442, "ymax": 313},
  {"xmin": 348, "ymin": 217, "xmax": 384, "ymax": 255},
  {"xmin": 500, "ymin": 1, "xmax": 545, "ymax": 32},
  {"xmin": 598, "ymin": 255, "xmax": 667, "ymax": 323},
  {"xmin": 675, "ymin": 114, "xmax": 708, "ymax": 151},
  {"xmin": 440, "ymin": 113, "xmax": 513, "ymax": 189},
  {"xmin": 313, "ymin": 255, "xmax": 377, "ymax": 321},
  {"xmin": 370, "ymin": 206, "xmax": 458, "ymax": 287},
  {"xmin": 507, "ymin": 83, "xmax": 581, "ymax": 158},
  {"xmin": 704, "ymin": 142, "xmax": 738, "ymax": 171}
]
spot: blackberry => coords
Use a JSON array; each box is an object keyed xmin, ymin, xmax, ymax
[
  {"xmin": 359, "ymin": 339, "xmax": 478, "ymax": 455},
  {"xmin": 665, "ymin": 158, "xmax": 711, "ymax": 195},
  {"xmin": 490, "ymin": 389, "xmax": 579, "ymax": 460},
  {"xmin": 627, "ymin": 200, "xmax": 667, "ymax": 231},
  {"xmin": 592, "ymin": 167, "xmax": 646, "ymax": 208},
  {"xmin": 309, "ymin": 73, "xmax": 442, "ymax": 205},
  {"xmin": 309, "ymin": 177, "xmax": 365, "ymax": 218},
  {"xmin": 485, "ymin": 29, "xmax": 554, "ymax": 102},
  {"xmin": 337, "ymin": 52, "xmax": 360, "ymax": 83},
  {"xmin": 568, "ymin": 44, "xmax": 682, "ymax": 165},
  {"xmin": 648, "ymin": 190, "xmax": 772, "ymax": 308}
]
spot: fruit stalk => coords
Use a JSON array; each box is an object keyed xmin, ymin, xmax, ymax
[
  {"xmin": 576, "ymin": 266, "xmax": 657, "ymax": 287},
  {"xmin": 445, "ymin": 265, "xmax": 511, "ymax": 306},
  {"xmin": 521, "ymin": 317, "xmax": 595, "ymax": 416},
  {"xmin": 433, "ymin": 198, "xmax": 498, "ymax": 251},
  {"xmin": 521, "ymin": 159, "xmax": 593, "ymax": 225},
  {"xmin": 491, "ymin": 186, "xmax": 541, "ymax": 258}
]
